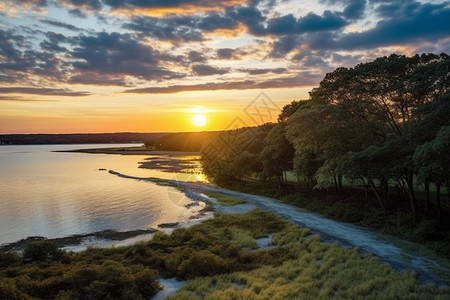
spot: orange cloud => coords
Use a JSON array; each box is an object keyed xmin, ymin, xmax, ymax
[
  {"xmin": 109, "ymin": 0, "xmax": 249, "ymax": 17},
  {"xmin": 204, "ymin": 23, "xmax": 247, "ymax": 38}
]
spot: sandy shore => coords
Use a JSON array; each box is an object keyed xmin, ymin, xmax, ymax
[{"xmin": 57, "ymin": 146, "xmax": 200, "ymax": 156}]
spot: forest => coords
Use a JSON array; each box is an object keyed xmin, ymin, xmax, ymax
[{"xmin": 201, "ymin": 53, "xmax": 450, "ymax": 255}]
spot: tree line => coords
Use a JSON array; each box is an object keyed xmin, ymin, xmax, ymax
[{"xmin": 202, "ymin": 53, "xmax": 450, "ymax": 224}]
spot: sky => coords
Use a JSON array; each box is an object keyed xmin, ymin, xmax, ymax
[{"xmin": 1, "ymin": 0, "xmax": 450, "ymax": 133}]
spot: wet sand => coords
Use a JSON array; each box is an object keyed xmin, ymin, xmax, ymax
[{"xmin": 58, "ymin": 146, "xmax": 200, "ymax": 156}]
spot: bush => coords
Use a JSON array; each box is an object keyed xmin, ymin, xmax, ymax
[
  {"xmin": 0, "ymin": 251, "xmax": 20, "ymax": 267},
  {"xmin": 23, "ymin": 241, "xmax": 63, "ymax": 262}
]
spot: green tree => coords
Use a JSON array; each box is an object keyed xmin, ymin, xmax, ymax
[
  {"xmin": 260, "ymin": 122, "xmax": 295, "ymax": 188},
  {"xmin": 307, "ymin": 53, "xmax": 450, "ymax": 221}
]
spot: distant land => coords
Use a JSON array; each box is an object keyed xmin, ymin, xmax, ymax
[{"xmin": 0, "ymin": 133, "xmax": 167, "ymax": 145}]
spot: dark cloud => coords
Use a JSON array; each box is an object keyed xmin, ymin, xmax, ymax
[
  {"xmin": 124, "ymin": 71, "xmax": 322, "ymax": 94},
  {"xmin": 0, "ymin": 87, "xmax": 90, "ymax": 96},
  {"xmin": 192, "ymin": 64, "xmax": 229, "ymax": 76},
  {"xmin": 68, "ymin": 74, "xmax": 132, "ymax": 86},
  {"xmin": 266, "ymin": 14, "xmax": 297, "ymax": 35},
  {"xmin": 240, "ymin": 67, "xmax": 287, "ymax": 75},
  {"xmin": 68, "ymin": 8, "xmax": 89, "ymax": 18},
  {"xmin": 197, "ymin": 12, "xmax": 239, "ymax": 31},
  {"xmin": 61, "ymin": 0, "xmax": 103, "ymax": 10},
  {"xmin": 343, "ymin": 0, "xmax": 366, "ymax": 19},
  {"xmin": 0, "ymin": 29, "xmax": 63, "ymax": 84},
  {"xmin": 297, "ymin": 10, "xmax": 348, "ymax": 32},
  {"xmin": 320, "ymin": 0, "xmax": 366, "ymax": 19},
  {"xmin": 123, "ymin": 16, "xmax": 203, "ymax": 42},
  {"xmin": 40, "ymin": 32, "xmax": 68, "ymax": 53},
  {"xmin": 332, "ymin": 1, "xmax": 450, "ymax": 50},
  {"xmin": 265, "ymin": 10, "xmax": 348, "ymax": 36},
  {"xmin": 39, "ymin": 19, "xmax": 82, "ymax": 32},
  {"xmin": 217, "ymin": 48, "xmax": 235, "ymax": 59},
  {"xmin": 0, "ymin": 95, "xmax": 57, "ymax": 102},
  {"xmin": 103, "ymin": 0, "xmax": 249, "ymax": 10},
  {"xmin": 188, "ymin": 51, "xmax": 207, "ymax": 63},
  {"xmin": 227, "ymin": 4, "xmax": 267, "ymax": 35},
  {"xmin": 70, "ymin": 32, "xmax": 183, "ymax": 81},
  {"xmin": 270, "ymin": 35, "xmax": 299, "ymax": 57},
  {"xmin": 13, "ymin": 0, "xmax": 48, "ymax": 7},
  {"xmin": 40, "ymin": 40, "xmax": 67, "ymax": 52}
]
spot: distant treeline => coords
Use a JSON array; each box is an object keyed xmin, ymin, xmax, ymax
[
  {"xmin": 145, "ymin": 131, "xmax": 220, "ymax": 152},
  {"xmin": 0, "ymin": 133, "xmax": 166, "ymax": 145}
]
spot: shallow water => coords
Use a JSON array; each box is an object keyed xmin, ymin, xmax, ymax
[{"xmin": 0, "ymin": 144, "xmax": 204, "ymax": 245}]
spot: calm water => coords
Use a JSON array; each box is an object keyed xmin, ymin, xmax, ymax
[{"xmin": 0, "ymin": 144, "xmax": 204, "ymax": 245}]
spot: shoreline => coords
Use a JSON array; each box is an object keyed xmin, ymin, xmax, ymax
[
  {"xmin": 1, "ymin": 147, "xmax": 207, "ymax": 252},
  {"xmin": 56, "ymin": 146, "xmax": 200, "ymax": 156}
]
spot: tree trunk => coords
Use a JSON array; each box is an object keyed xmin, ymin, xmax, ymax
[
  {"xmin": 425, "ymin": 180, "xmax": 430, "ymax": 213},
  {"xmin": 369, "ymin": 179, "xmax": 387, "ymax": 211},
  {"xmin": 436, "ymin": 182, "xmax": 442, "ymax": 223},
  {"xmin": 406, "ymin": 173, "xmax": 418, "ymax": 222},
  {"xmin": 333, "ymin": 174, "xmax": 338, "ymax": 193}
]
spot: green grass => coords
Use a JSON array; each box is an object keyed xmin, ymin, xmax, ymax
[
  {"xmin": 1, "ymin": 209, "xmax": 449, "ymax": 299},
  {"xmin": 217, "ymin": 180, "xmax": 450, "ymax": 259},
  {"xmin": 206, "ymin": 192, "xmax": 248, "ymax": 206},
  {"xmin": 167, "ymin": 212, "xmax": 450, "ymax": 299}
]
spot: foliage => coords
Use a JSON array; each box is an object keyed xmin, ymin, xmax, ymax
[
  {"xmin": 167, "ymin": 217, "xmax": 450, "ymax": 300},
  {"xmin": 201, "ymin": 53, "xmax": 450, "ymax": 225},
  {"xmin": 23, "ymin": 241, "xmax": 64, "ymax": 262},
  {"xmin": 2, "ymin": 209, "xmax": 449, "ymax": 299},
  {"xmin": 206, "ymin": 192, "xmax": 248, "ymax": 206}
]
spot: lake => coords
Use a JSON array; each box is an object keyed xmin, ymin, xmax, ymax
[{"xmin": 0, "ymin": 144, "xmax": 205, "ymax": 246}]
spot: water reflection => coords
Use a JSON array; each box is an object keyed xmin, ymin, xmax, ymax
[{"xmin": 0, "ymin": 145, "xmax": 207, "ymax": 245}]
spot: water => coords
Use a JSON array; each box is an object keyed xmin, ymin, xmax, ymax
[{"xmin": 0, "ymin": 144, "xmax": 204, "ymax": 245}]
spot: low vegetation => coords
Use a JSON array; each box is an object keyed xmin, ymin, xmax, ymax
[
  {"xmin": 206, "ymin": 192, "xmax": 248, "ymax": 206},
  {"xmin": 1, "ymin": 210, "xmax": 448, "ymax": 299}
]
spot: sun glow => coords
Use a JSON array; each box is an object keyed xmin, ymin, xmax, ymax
[{"xmin": 192, "ymin": 114, "xmax": 207, "ymax": 127}]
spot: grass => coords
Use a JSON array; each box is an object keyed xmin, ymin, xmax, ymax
[
  {"xmin": 1, "ymin": 209, "xmax": 449, "ymax": 299},
  {"xmin": 206, "ymin": 192, "xmax": 248, "ymax": 206},
  {"xmin": 217, "ymin": 180, "xmax": 450, "ymax": 259},
  {"xmin": 167, "ymin": 211, "xmax": 450, "ymax": 299}
]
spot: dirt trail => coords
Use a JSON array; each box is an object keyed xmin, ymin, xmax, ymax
[
  {"xmin": 196, "ymin": 183, "xmax": 450, "ymax": 286},
  {"xmin": 109, "ymin": 171, "xmax": 450, "ymax": 287}
]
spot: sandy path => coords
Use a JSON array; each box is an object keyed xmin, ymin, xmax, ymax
[
  {"xmin": 109, "ymin": 171, "xmax": 450, "ymax": 287},
  {"xmin": 195, "ymin": 183, "xmax": 450, "ymax": 286}
]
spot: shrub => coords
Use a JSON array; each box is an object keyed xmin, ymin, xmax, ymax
[
  {"xmin": 23, "ymin": 241, "xmax": 63, "ymax": 262},
  {"xmin": 0, "ymin": 251, "xmax": 20, "ymax": 267}
]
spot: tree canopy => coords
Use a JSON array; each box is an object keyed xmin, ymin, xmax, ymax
[{"xmin": 201, "ymin": 53, "xmax": 450, "ymax": 224}]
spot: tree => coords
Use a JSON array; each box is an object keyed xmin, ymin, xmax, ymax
[
  {"xmin": 260, "ymin": 122, "xmax": 295, "ymax": 188},
  {"xmin": 306, "ymin": 53, "xmax": 450, "ymax": 221}
]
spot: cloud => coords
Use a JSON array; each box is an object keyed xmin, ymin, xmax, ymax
[
  {"xmin": 0, "ymin": 29, "xmax": 64, "ymax": 84},
  {"xmin": 239, "ymin": 67, "xmax": 287, "ymax": 75},
  {"xmin": 124, "ymin": 71, "xmax": 322, "ymax": 94},
  {"xmin": 342, "ymin": 0, "xmax": 366, "ymax": 19},
  {"xmin": 60, "ymin": 0, "xmax": 103, "ymax": 11},
  {"xmin": 270, "ymin": 35, "xmax": 300, "ymax": 57},
  {"xmin": 331, "ymin": 1, "xmax": 450, "ymax": 50},
  {"xmin": 188, "ymin": 51, "xmax": 207, "ymax": 63},
  {"xmin": 192, "ymin": 64, "xmax": 229, "ymax": 76},
  {"xmin": 123, "ymin": 16, "xmax": 203, "ymax": 42},
  {"xmin": 69, "ymin": 31, "xmax": 184, "ymax": 81},
  {"xmin": 103, "ymin": 0, "xmax": 251, "ymax": 14},
  {"xmin": 39, "ymin": 19, "xmax": 82, "ymax": 31},
  {"xmin": 0, "ymin": 95, "xmax": 57, "ymax": 102},
  {"xmin": 0, "ymin": 87, "xmax": 91, "ymax": 96},
  {"xmin": 217, "ymin": 48, "xmax": 236, "ymax": 59},
  {"xmin": 68, "ymin": 73, "xmax": 133, "ymax": 86}
]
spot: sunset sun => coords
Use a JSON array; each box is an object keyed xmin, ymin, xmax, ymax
[{"xmin": 192, "ymin": 114, "xmax": 207, "ymax": 127}]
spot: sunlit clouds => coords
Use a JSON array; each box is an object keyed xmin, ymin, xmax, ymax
[{"xmin": 1, "ymin": 0, "xmax": 449, "ymax": 133}]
